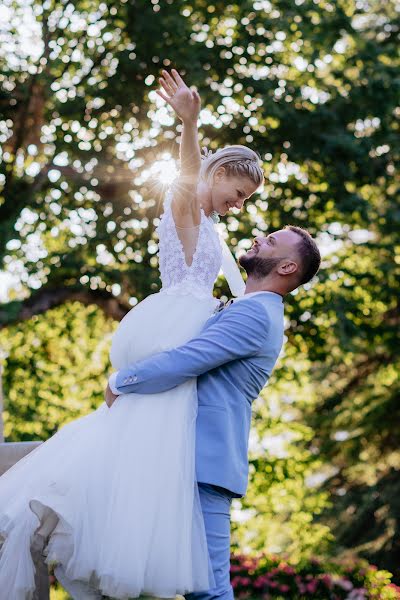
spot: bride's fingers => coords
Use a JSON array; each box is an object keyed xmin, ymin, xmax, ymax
[
  {"xmin": 171, "ymin": 69, "xmax": 185, "ymax": 87},
  {"xmin": 156, "ymin": 89, "xmax": 171, "ymax": 103},
  {"xmin": 159, "ymin": 77, "xmax": 174, "ymax": 97},
  {"xmin": 162, "ymin": 69, "xmax": 176, "ymax": 86},
  {"xmin": 162, "ymin": 69, "xmax": 178, "ymax": 94},
  {"xmin": 192, "ymin": 89, "xmax": 201, "ymax": 105}
]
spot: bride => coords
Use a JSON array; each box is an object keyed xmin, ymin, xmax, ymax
[{"xmin": 0, "ymin": 69, "xmax": 264, "ymax": 599}]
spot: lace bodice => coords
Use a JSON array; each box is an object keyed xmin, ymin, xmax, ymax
[{"xmin": 156, "ymin": 189, "xmax": 222, "ymax": 298}]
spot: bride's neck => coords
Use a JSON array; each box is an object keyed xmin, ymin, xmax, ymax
[{"xmin": 197, "ymin": 181, "xmax": 213, "ymax": 216}]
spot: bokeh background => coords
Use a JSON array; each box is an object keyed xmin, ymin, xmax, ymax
[{"xmin": 0, "ymin": 0, "xmax": 399, "ymax": 597}]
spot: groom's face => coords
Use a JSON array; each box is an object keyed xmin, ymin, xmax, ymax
[{"xmin": 239, "ymin": 230, "xmax": 300, "ymax": 277}]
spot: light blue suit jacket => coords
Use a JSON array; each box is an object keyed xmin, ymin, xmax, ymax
[{"xmin": 115, "ymin": 292, "xmax": 284, "ymax": 497}]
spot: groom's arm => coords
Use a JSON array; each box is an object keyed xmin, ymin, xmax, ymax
[{"xmin": 109, "ymin": 299, "xmax": 270, "ymax": 395}]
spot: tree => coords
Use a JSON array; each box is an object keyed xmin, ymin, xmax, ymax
[{"xmin": 0, "ymin": 302, "xmax": 115, "ymax": 440}]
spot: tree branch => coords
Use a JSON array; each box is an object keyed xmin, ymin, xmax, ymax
[{"xmin": 0, "ymin": 287, "xmax": 131, "ymax": 329}]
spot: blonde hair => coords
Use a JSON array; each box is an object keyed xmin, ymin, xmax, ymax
[{"xmin": 200, "ymin": 145, "xmax": 264, "ymax": 188}]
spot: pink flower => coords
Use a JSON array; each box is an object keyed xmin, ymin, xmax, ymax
[
  {"xmin": 279, "ymin": 584, "xmax": 290, "ymax": 593},
  {"xmin": 306, "ymin": 579, "xmax": 318, "ymax": 594},
  {"xmin": 358, "ymin": 569, "xmax": 366, "ymax": 576},
  {"xmin": 231, "ymin": 576, "xmax": 241, "ymax": 588},
  {"xmin": 348, "ymin": 589, "xmax": 367, "ymax": 600},
  {"xmin": 321, "ymin": 574, "xmax": 333, "ymax": 588},
  {"xmin": 283, "ymin": 565, "xmax": 295, "ymax": 575},
  {"xmin": 253, "ymin": 578, "xmax": 265, "ymax": 590},
  {"xmin": 336, "ymin": 578, "xmax": 354, "ymax": 591},
  {"xmin": 230, "ymin": 564, "xmax": 242, "ymax": 573}
]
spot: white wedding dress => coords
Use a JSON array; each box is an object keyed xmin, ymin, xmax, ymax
[{"xmin": 0, "ymin": 190, "xmax": 224, "ymax": 599}]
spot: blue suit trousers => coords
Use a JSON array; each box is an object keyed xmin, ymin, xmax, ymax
[{"xmin": 186, "ymin": 483, "xmax": 234, "ymax": 600}]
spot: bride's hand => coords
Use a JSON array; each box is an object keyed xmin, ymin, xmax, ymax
[{"xmin": 157, "ymin": 69, "xmax": 200, "ymax": 124}]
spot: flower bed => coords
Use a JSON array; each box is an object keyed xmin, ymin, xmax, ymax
[
  {"xmin": 230, "ymin": 554, "xmax": 400, "ymax": 599},
  {"xmin": 49, "ymin": 554, "xmax": 400, "ymax": 599}
]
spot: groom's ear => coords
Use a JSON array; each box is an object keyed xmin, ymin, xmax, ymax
[{"xmin": 277, "ymin": 259, "xmax": 298, "ymax": 277}]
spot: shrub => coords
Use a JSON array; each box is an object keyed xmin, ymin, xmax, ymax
[{"xmin": 230, "ymin": 554, "xmax": 400, "ymax": 599}]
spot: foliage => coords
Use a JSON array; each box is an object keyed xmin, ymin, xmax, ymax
[
  {"xmin": 49, "ymin": 581, "xmax": 71, "ymax": 600},
  {"xmin": 48, "ymin": 554, "xmax": 400, "ymax": 600},
  {"xmin": 230, "ymin": 554, "xmax": 400, "ymax": 599},
  {"xmin": 231, "ymin": 367, "xmax": 333, "ymax": 560},
  {"xmin": 0, "ymin": 302, "xmax": 115, "ymax": 440}
]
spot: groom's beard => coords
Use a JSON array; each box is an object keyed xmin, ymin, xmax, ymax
[{"xmin": 239, "ymin": 254, "xmax": 283, "ymax": 279}]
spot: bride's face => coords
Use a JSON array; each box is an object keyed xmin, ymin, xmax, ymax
[{"xmin": 210, "ymin": 168, "xmax": 258, "ymax": 216}]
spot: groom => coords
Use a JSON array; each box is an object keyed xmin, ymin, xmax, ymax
[{"xmin": 106, "ymin": 225, "xmax": 321, "ymax": 600}]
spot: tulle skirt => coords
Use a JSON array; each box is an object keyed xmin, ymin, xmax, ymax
[{"xmin": 0, "ymin": 289, "xmax": 218, "ymax": 598}]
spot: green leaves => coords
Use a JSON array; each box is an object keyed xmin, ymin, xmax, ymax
[{"xmin": 0, "ymin": 302, "xmax": 116, "ymax": 441}]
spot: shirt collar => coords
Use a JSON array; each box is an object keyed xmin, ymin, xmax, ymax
[{"xmin": 233, "ymin": 291, "xmax": 283, "ymax": 304}]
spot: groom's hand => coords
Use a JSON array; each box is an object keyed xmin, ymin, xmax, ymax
[{"xmin": 105, "ymin": 384, "xmax": 118, "ymax": 408}]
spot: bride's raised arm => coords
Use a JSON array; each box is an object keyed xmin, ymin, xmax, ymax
[{"xmin": 157, "ymin": 69, "xmax": 202, "ymax": 227}]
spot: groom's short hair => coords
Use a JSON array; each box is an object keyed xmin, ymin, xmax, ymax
[{"xmin": 285, "ymin": 225, "xmax": 321, "ymax": 285}]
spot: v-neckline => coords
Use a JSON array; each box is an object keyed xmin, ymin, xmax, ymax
[{"xmin": 173, "ymin": 208, "xmax": 215, "ymax": 268}]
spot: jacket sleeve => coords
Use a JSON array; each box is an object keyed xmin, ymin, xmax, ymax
[{"xmin": 114, "ymin": 298, "xmax": 270, "ymax": 395}]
